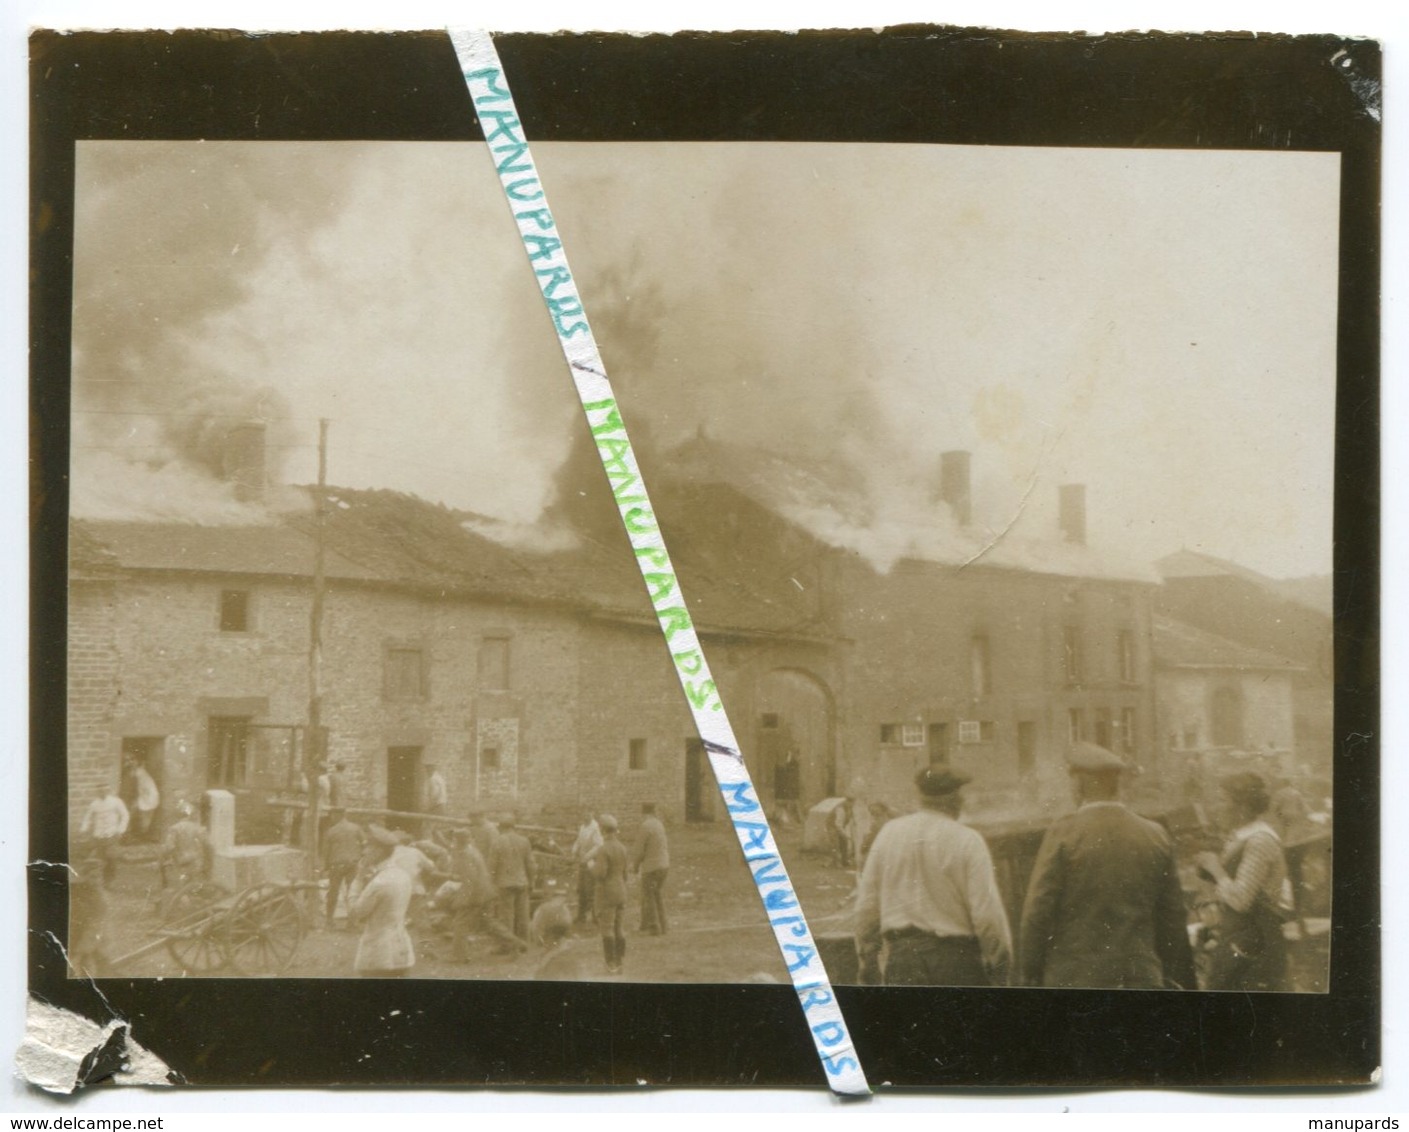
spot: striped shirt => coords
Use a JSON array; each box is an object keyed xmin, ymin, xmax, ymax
[{"xmin": 1217, "ymin": 820, "xmax": 1291, "ymax": 914}]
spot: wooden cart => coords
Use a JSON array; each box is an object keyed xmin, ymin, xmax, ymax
[{"xmin": 156, "ymin": 879, "xmax": 315, "ymax": 976}]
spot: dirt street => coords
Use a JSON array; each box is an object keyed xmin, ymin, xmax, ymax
[{"xmin": 90, "ymin": 822, "xmax": 859, "ymax": 983}]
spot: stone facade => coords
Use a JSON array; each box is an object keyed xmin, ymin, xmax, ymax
[{"xmin": 834, "ymin": 558, "xmax": 1157, "ymax": 816}]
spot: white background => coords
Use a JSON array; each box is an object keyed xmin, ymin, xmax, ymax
[{"xmin": 4, "ymin": 0, "xmax": 1404, "ymax": 1118}]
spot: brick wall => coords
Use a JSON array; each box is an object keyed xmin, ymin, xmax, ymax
[
  {"xmin": 67, "ymin": 580, "xmax": 120, "ymax": 833},
  {"xmin": 70, "ymin": 570, "xmax": 593, "ymax": 840}
]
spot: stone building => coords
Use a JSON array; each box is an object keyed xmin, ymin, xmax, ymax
[
  {"xmin": 68, "ymin": 434, "xmax": 1164, "ymax": 843},
  {"xmin": 1151, "ymin": 613, "xmax": 1302, "ymax": 789},
  {"xmin": 67, "ymin": 482, "xmax": 839, "ymax": 841},
  {"xmin": 663, "ymin": 440, "xmax": 1162, "ymax": 819}
]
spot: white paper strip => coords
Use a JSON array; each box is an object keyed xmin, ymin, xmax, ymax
[{"xmin": 449, "ymin": 28, "xmax": 870, "ymax": 1097}]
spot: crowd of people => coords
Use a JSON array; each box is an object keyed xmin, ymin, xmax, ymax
[
  {"xmin": 317, "ymin": 801, "xmax": 673, "ymax": 978},
  {"xmin": 855, "ymin": 741, "xmax": 1308, "ymax": 992},
  {"xmin": 71, "ymin": 740, "xmax": 1316, "ymax": 990}
]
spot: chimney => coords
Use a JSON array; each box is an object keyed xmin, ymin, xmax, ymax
[
  {"xmin": 221, "ymin": 421, "xmax": 267, "ymax": 503},
  {"xmin": 939, "ymin": 450, "xmax": 972, "ymax": 526},
  {"xmin": 1059, "ymin": 483, "xmax": 1086, "ymax": 545}
]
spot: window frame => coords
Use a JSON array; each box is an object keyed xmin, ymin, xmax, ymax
[
  {"xmin": 1117, "ymin": 629, "xmax": 1136, "ymax": 683},
  {"xmin": 1068, "ymin": 707, "xmax": 1085, "ymax": 744},
  {"xmin": 477, "ymin": 634, "xmax": 511, "ymax": 692},
  {"xmin": 384, "ymin": 643, "xmax": 428, "ymax": 702},
  {"xmin": 218, "ymin": 588, "xmax": 252, "ymax": 633},
  {"xmin": 1062, "ymin": 625, "xmax": 1083, "ymax": 685}
]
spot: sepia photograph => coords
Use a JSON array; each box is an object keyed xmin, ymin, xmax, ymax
[
  {"xmin": 29, "ymin": 25, "xmax": 1379, "ymax": 1090},
  {"xmin": 65, "ymin": 135, "xmax": 1337, "ymax": 992}
]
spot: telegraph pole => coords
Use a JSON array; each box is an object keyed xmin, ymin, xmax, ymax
[{"xmin": 306, "ymin": 419, "xmax": 330, "ymax": 866}]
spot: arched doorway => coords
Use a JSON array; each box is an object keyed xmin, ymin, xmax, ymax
[{"xmin": 754, "ymin": 668, "xmax": 836, "ymax": 814}]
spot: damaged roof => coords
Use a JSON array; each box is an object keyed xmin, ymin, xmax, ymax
[
  {"xmin": 71, "ymin": 483, "xmax": 832, "ymax": 640},
  {"xmin": 669, "ymin": 436, "xmax": 1161, "ymax": 585},
  {"xmin": 1152, "ymin": 614, "xmax": 1303, "ymax": 672}
]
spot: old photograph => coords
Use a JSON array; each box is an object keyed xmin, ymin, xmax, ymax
[{"xmin": 65, "ymin": 135, "xmax": 1338, "ymax": 993}]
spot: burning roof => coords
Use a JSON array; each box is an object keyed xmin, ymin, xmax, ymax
[
  {"xmin": 669, "ymin": 436, "xmax": 1160, "ymax": 584},
  {"xmin": 70, "ymin": 481, "xmax": 832, "ymax": 640}
]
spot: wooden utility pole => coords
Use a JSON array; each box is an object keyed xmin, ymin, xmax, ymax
[{"xmin": 306, "ymin": 418, "xmax": 330, "ymax": 867}]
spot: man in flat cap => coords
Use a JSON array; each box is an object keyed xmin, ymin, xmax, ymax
[
  {"xmin": 1017, "ymin": 741, "xmax": 1195, "ymax": 990},
  {"xmin": 855, "ymin": 766, "xmax": 1012, "ymax": 986}
]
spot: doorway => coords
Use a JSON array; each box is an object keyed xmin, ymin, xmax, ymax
[
  {"xmin": 386, "ymin": 746, "xmax": 423, "ymax": 831},
  {"xmin": 684, "ymin": 737, "xmax": 714, "ymax": 822},
  {"xmin": 755, "ymin": 668, "xmax": 835, "ymax": 811},
  {"xmin": 927, "ymin": 723, "xmax": 949, "ymax": 766},
  {"xmin": 121, "ymin": 736, "xmax": 164, "ymax": 842}
]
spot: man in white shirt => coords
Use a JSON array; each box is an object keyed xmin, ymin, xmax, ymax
[
  {"xmin": 855, "ymin": 766, "xmax": 1011, "ymax": 986},
  {"xmin": 80, "ymin": 786, "xmax": 130, "ymax": 886},
  {"xmin": 132, "ymin": 761, "xmax": 161, "ymax": 841},
  {"xmin": 570, "ymin": 810, "xmax": 603, "ymax": 926}
]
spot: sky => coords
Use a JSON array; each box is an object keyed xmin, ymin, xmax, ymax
[{"xmin": 70, "ymin": 138, "xmax": 1340, "ymax": 579}]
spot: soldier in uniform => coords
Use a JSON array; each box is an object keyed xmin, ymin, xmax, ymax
[
  {"xmin": 588, "ymin": 813, "xmax": 629, "ymax": 974},
  {"xmin": 489, "ymin": 816, "xmax": 535, "ymax": 945},
  {"xmin": 1018, "ymin": 741, "xmax": 1196, "ymax": 990}
]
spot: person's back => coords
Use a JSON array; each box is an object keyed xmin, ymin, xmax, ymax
[
  {"xmin": 452, "ymin": 842, "xmax": 494, "ymax": 907},
  {"xmin": 594, "ymin": 837, "xmax": 629, "ymax": 907},
  {"xmin": 354, "ymin": 857, "xmax": 415, "ymax": 975},
  {"xmin": 492, "ymin": 830, "xmax": 533, "ymax": 888},
  {"xmin": 1020, "ymin": 803, "xmax": 1191, "ymax": 989},
  {"xmin": 324, "ymin": 818, "xmax": 363, "ymax": 867},
  {"xmin": 637, "ymin": 815, "xmax": 669, "ymax": 871},
  {"xmin": 164, "ymin": 818, "xmax": 208, "ymax": 870},
  {"xmin": 471, "ymin": 818, "xmax": 499, "ymax": 864}
]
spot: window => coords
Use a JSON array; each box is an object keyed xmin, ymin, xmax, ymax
[
  {"xmin": 478, "ymin": 636, "xmax": 510, "ymax": 691},
  {"xmin": 208, "ymin": 716, "xmax": 251, "ymax": 788},
  {"xmin": 219, "ymin": 589, "xmax": 250, "ymax": 632},
  {"xmin": 761, "ymin": 712, "xmax": 780, "ymax": 730},
  {"xmin": 481, "ymin": 745, "xmax": 501, "ymax": 771},
  {"xmin": 628, "ymin": 738, "xmax": 648, "ymax": 771},
  {"xmin": 1120, "ymin": 708, "xmax": 1137, "ymax": 754},
  {"xmin": 901, "ymin": 723, "xmax": 925, "ymax": 747},
  {"xmin": 1017, "ymin": 721, "xmax": 1036, "ymax": 777},
  {"xmin": 1117, "ymin": 630, "xmax": 1136, "ymax": 683},
  {"xmin": 960, "ymin": 721, "xmax": 995, "ymax": 744},
  {"xmin": 385, "ymin": 646, "xmax": 427, "ymax": 701},
  {"xmin": 1063, "ymin": 626, "xmax": 1083, "ymax": 684},
  {"xmin": 1094, "ymin": 708, "xmax": 1112, "ymax": 749},
  {"xmin": 1068, "ymin": 708, "xmax": 1085, "ymax": 744},
  {"xmin": 970, "ymin": 634, "xmax": 992, "ymax": 697}
]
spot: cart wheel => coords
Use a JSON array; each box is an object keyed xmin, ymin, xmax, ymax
[
  {"xmin": 161, "ymin": 879, "xmax": 227, "ymax": 927},
  {"xmin": 224, "ymin": 884, "xmax": 305, "ymax": 975},
  {"xmin": 165, "ymin": 925, "xmax": 229, "ymax": 975}
]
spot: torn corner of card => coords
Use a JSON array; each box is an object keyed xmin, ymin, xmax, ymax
[{"xmin": 15, "ymin": 996, "xmax": 174, "ymax": 1095}]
